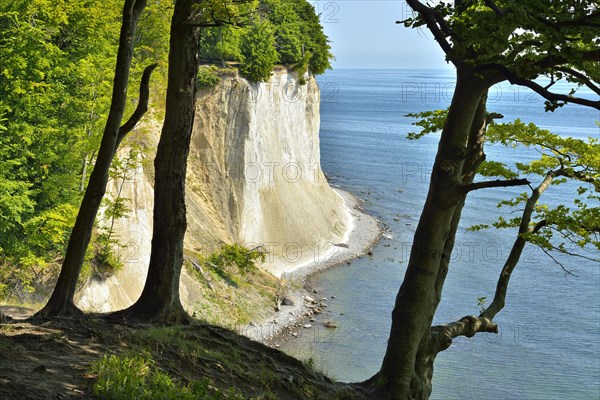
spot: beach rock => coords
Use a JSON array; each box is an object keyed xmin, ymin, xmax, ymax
[
  {"xmin": 281, "ymin": 296, "xmax": 295, "ymax": 306},
  {"xmin": 304, "ymin": 296, "xmax": 315, "ymax": 303},
  {"xmin": 303, "ymin": 324, "xmax": 312, "ymax": 329},
  {"xmin": 323, "ymin": 321, "xmax": 338, "ymax": 329},
  {"xmin": 291, "ymin": 332, "xmax": 298, "ymax": 337},
  {"xmin": 320, "ymin": 302, "xmax": 328, "ymax": 308}
]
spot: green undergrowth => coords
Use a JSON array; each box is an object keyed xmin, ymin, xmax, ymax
[
  {"xmin": 0, "ymin": 317, "xmax": 365, "ymax": 399},
  {"xmin": 184, "ymin": 244, "xmax": 280, "ymax": 328},
  {"xmin": 93, "ymin": 323, "xmax": 363, "ymax": 400},
  {"xmin": 91, "ymin": 352, "xmax": 249, "ymax": 400}
]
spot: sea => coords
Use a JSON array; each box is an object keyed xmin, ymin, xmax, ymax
[{"xmin": 279, "ymin": 69, "xmax": 600, "ymax": 399}]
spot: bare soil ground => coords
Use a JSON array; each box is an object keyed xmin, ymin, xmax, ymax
[{"xmin": 0, "ymin": 306, "xmax": 366, "ymax": 399}]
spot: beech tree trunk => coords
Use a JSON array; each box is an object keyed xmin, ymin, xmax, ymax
[
  {"xmin": 372, "ymin": 69, "xmax": 494, "ymax": 399},
  {"xmin": 115, "ymin": 0, "xmax": 200, "ymax": 323},
  {"xmin": 37, "ymin": 0, "xmax": 148, "ymax": 317}
]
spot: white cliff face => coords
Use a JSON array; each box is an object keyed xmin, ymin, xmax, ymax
[
  {"xmin": 76, "ymin": 157, "xmax": 155, "ymax": 312},
  {"xmin": 76, "ymin": 70, "xmax": 350, "ymax": 311},
  {"xmin": 190, "ymin": 70, "xmax": 349, "ymax": 276}
]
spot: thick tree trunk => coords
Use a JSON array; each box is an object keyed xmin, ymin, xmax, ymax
[
  {"xmin": 115, "ymin": 0, "xmax": 200, "ymax": 323},
  {"xmin": 37, "ymin": 0, "xmax": 148, "ymax": 317},
  {"xmin": 373, "ymin": 69, "xmax": 490, "ymax": 399},
  {"xmin": 410, "ymin": 92, "xmax": 490, "ymax": 398}
]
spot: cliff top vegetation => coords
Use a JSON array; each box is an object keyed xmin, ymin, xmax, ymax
[
  {"xmin": 200, "ymin": 0, "xmax": 333, "ymax": 82},
  {"xmin": 0, "ymin": 0, "xmax": 332, "ymax": 303}
]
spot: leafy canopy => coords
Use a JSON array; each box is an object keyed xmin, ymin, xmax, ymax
[
  {"xmin": 0, "ymin": 0, "xmax": 172, "ymax": 299},
  {"xmin": 408, "ymin": 109, "xmax": 600, "ymax": 265},
  {"xmin": 199, "ymin": 0, "xmax": 333, "ymax": 82},
  {"xmin": 402, "ymin": 0, "xmax": 600, "ymax": 110}
]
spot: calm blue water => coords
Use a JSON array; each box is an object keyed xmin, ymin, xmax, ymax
[{"xmin": 280, "ymin": 69, "xmax": 600, "ymax": 399}]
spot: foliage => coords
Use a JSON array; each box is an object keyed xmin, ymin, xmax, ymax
[
  {"xmin": 184, "ymin": 245, "xmax": 279, "ymax": 326},
  {"xmin": 90, "ymin": 149, "xmax": 140, "ymax": 279},
  {"xmin": 263, "ymin": 0, "xmax": 332, "ymax": 75},
  {"xmin": 406, "ymin": 110, "xmax": 448, "ymax": 140},
  {"xmin": 79, "ymin": 323, "xmax": 352, "ymax": 400},
  {"xmin": 0, "ymin": 0, "xmax": 172, "ymax": 298},
  {"xmin": 197, "ymin": 65, "xmax": 222, "ymax": 88},
  {"xmin": 408, "ymin": 110, "xmax": 600, "ymax": 262},
  {"xmin": 91, "ymin": 353, "xmax": 248, "ymax": 399},
  {"xmin": 402, "ymin": 0, "xmax": 600, "ymax": 110},
  {"xmin": 0, "ymin": 0, "xmax": 329, "ymax": 298},
  {"xmin": 199, "ymin": 0, "xmax": 333, "ymax": 82},
  {"xmin": 199, "ymin": 25, "xmax": 243, "ymax": 64},
  {"xmin": 239, "ymin": 21, "xmax": 279, "ymax": 82},
  {"xmin": 483, "ymin": 121, "xmax": 600, "ymax": 260},
  {"xmin": 204, "ymin": 244, "xmax": 266, "ymax": 277},
  {"xmin": 380, "ymin": 3, "xmax": 599, "ymax": 395}
]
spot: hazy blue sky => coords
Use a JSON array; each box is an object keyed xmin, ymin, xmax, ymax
[{"xmin": 315, "ymin": 0, "xmax": 452, "ymax": 69}]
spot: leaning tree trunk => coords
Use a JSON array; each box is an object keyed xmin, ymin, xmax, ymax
[
  {"xmin": 37, "ymin": 0, "xmax": 149, "ymax": 317},
  {"xmin": 408, "ymin": 91, "xmax": 491, "ymax": 398},
  {"xmin": 115, "ymin": 0, "xmax": 200, "ymax": 323},
  {"xmin": 373, "ymin": 69, "xmax": 491, "ymax": 399}
]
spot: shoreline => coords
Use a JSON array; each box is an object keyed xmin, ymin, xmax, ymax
[
  {"xmin": 1, "ymin": 188, "xmax": 382, "ymax": 346},
  {"xmin": 240, "ymin": 188, "xmax": 382, "ymax": 344}
]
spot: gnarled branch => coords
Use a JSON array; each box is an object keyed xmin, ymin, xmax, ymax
[
  {"xmin": 489, "ymin": 64, "xmax": 600, "ymax": 110},
  {"xmin": 431, "ymin": 316, "xmax": 498, "ymax": 352},
  {"xmin": 516, "ymin": 75, "xmax": 599, "ymax": 109},
  {"xmin": 115, "ymin": 62, "xmax": 158, "ymax": 149}
]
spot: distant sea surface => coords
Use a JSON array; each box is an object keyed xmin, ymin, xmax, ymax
[{"xmin": 279, "ymin": 69, "xmax": 600, "ymax": 399}]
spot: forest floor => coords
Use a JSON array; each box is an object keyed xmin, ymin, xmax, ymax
[{"xmin": 0, "ymin": 306, "xmax": 367, "ymax": 400}]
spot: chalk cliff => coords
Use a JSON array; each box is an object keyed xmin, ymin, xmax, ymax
[{"xmin": 76, "ymin": 69, "xmax": 350, "ymax": 312}]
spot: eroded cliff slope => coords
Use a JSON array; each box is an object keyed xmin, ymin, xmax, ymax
[{"xmin": 77, "ymin": 70, "xmax": 350, "ymax": 312}]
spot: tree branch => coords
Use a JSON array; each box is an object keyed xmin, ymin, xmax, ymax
[
  {"xmin": 492, "ymin": 64, "xmax": 600, "ymax": 110},
  {"xmin": 481, "ymin": 171, "xmax": 555, "ymax": 320},
  {"xmin": 535, "ymin": 48, "xmax": 600, "ymax": 70},
  {"xmin": 555, "ymin": 66, "xmax": 600, "ymax": 96},
  {"xmin": 464, "ymin": 178, "xmax": 530, "ymax": 192},
  {"xmin": 404, "ymin": 0, "xmax": 456, "ymax": 64},
  {"xmin": 557, "ymin": 168, "xmax": 600, "ymax": 191},
  {"xmin": 538, "ymin": 245, "xmax": 578, "ymax": 276},
  {"xmin": 115, "ymin": 63, "xmax": 158, "ymax": 150},
  {"xmin": 431, "ymin": 316, "xmax": 498, "ymax": 352},
  {"xmin": 483, "ymin": 0, "xmax": 505, "ymax": 16},
  {"xmin": 530, "ymin": 219, "xmax": 547, "ymax": 234},
  {"xmin": 535, "ymin": 9, "xmax": 600, "ymax": 29}
]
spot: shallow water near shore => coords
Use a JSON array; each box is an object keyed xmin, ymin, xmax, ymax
[{"xmin": 279, "ymin": 69, "xmax": 600, "ymax": 399}]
